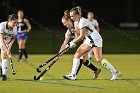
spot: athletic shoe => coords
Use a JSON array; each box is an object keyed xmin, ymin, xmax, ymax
[
  {"xmin": 24, "ymin": 58, "xmax": 28, "ymax": 62},
  {"xmin": 17, "ymin": 59, "xmax": 22, "ymax": 62},
  {"xmin": 63, "ymin": 74, "xmax": 77, "ymax": 80},
  {"xmin": 110, "ymin": 71, "xmax": 121, "ymax": 80},
  {"xmin": 93, "ymin": 68, "xmax": 101, "ymax": 79},
  {"xmin": 2, "ymin": 75, "xmax": 7, "ymax": 81},
  {"xmin": 0, "ymin": 67, "xmax": 2, "ymax": 77}
]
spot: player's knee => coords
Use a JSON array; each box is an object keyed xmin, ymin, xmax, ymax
[
  {"xmin": 74, "ymin": 52, "xmax": 81, "ymax": 58},
  {"xmin": 95, "ymin": 57, "xmax": 102, "ymax": 63},
  {"xmin": 1, "ymin": 52, "xmax": 8, "ymax": 59}
]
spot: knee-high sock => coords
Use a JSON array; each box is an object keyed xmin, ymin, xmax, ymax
[
  {"xmin": 23, "ymin": 48, "xmax": 28, "ymax": 59},
  {"xmin": 88, "ymin": 49, "xmax": 93, "ymax": 59},
  {"xmin": 18, "ymin": 49, "xmax": 23, "ymax": 59},
  {"xmin": 71, "ymin": 58, "xmax": 80, "ymax": 75},
  {"xmin": 101, "ymin": 59, "xmax": 117, "ymax": 75},
  {"xmin": 76, "ymin": 59, "xmax": 83, "ymax": 75},
  {"xmin": 0, "ymin": 61, "xmax": 2, "ymax": 76},
  {"xmin": 0, "ymin": 61, "xmax": 2, "ymax": 68},
  {"xmin": 83, "ymin": 60, "xmax": 97, "ymax": 71},
  {"xmin": 2, "ymin": 59, "xmax": 8, "ymax": 75}
]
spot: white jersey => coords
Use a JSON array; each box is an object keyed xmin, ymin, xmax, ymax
[
  {"xmin": 89, "ymin": 19, "xmax": 99, "ymax": 28},
  {"xmin": 78, "ymin": 17, "xmax": 102, "ymax": 40},
  {"xmin": 0, "ymin": 22, "xmax": 17, "ymax": 45}
]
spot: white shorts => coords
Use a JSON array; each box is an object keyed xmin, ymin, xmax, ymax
[
  {"xmin": 0, "ymin": 44, "xmax": 2, "ymax": 49},
  {"xmin": 83, "ymin": 36, "xmax": 103, "ymax": 47}
]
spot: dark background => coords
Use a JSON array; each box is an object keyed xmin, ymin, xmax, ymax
[
  {"xmin": 0, "ymin": 0, "xmax": 140, "ymax": 27},
  {"xmin": 0, "ymin": 0, "xmax": 140, "ymax": 54}
]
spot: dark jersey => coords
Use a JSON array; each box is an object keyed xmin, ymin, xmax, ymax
[
  {"xmin": 68, "ymin": 21, "xmax": 75, "ymax": 39},
  {"xmin": 17, "ymin": 18, "xmax": 27, "ymax": 32}
]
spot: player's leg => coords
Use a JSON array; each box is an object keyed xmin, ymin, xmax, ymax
[
  {"xmin": 22, "ymin": 40, "xmax": 28, "ymax": 62},
  {"xmin": 1, "ymin": 47, "xmax": 8, "ymax": 80},
  {"xmin": 93, "ymin": 47, "xmax": 121, "ymax": 80},
  {"xmin": 17, "ymin": 40, "xmax": 24, "ymax": 62},
  {"xmin": 0, "ymin": 60, "xmax": 2, "ymax": 77},
  {"xmin": 76, "ymin": 57, "xmax": 83, "ymax": 75},
  {"xmin": 82, "ymin": 54, "xmax": 101, "ymax": 79},
  {"xmin": 17, "ymin": 32, "xmax": 24, "ymax": 62},
  {"xmin": 76, "ymin": 54, "xmax": 99, "ymax": 76},
  {"xmin": 0, "ymin": 47, "xmax": 2, "ymax": 77},
  {"xmin": 63, "ymin": 43, "xmax": 91, "ymax": 80},
  {"xmin": 87, "ymin": 48, "xmax": 93, "ymax": 61}
]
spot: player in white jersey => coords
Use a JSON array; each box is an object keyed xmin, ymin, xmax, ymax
[
  {"xmin": 60, "ymin": 10, "xmax": 101, "ymax": 80},
  {"xmin": 17, "ymin": 10, "xmax": 31, "ymax": 62},
  {"xmin": 87, "ymin": 11, "xmax": 99, "ymax": 32},
  {"xmin": 87, "ymin": 11, "xmax": 100, "ymax": 61},
  {"xmin": 0, "ymin": 14, "xmax": 18, "ymax": 80},
  {"xmin": 63, "ymin": 6, "xmax": 121, "ymax": 80}
]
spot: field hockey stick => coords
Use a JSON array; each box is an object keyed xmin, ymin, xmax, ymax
[
  {"xmin": 34, "ymin": 46, "xmax": 69, "ymax": 80},
  {"xmin": 9, "ymin": 52, "xmax": 16, "ymax": 75},
  {"xmin": 16, "ymin": 33, "xmax": 25, "ymax": 38},
  {"xmin": 34, "ymin": 58, "xmax": 59, "ymax": 80},
  {"xmin": 16, "ymin": 32, "xmax": 28, "ymax": 38},
  {"xmin": 36, "ymin": 46, "xmax": 69, "ymax": 73}
]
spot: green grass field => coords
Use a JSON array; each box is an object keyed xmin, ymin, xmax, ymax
[{"xmin": 0, "ymin": 54, "xmax": 140, "ymax": 93}]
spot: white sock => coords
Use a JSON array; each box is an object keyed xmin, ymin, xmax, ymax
[
  {"xmin": 101, "ymin": 59, "xmax": 117, "ymax": 75},
  {"xmin": 88, "ymin": 49, "xmax": 93, "ymax": 59},
  {"xmin": 0, "ymin": 61, "xmax": 2, "ymax": 68},
  {"xmin": 2, "ymin": 59, "xmax": 8, "ymax": 75},
  {"xmin": 71, "ymin": 58, "xmax": 80, "ymax": 75},
  {"xmin": 0, "ymin": 61, "xmax": 2, "ymax": 76}
]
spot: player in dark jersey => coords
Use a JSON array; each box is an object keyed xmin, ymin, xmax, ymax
[{"xmin": 17, "ymin": 10, "xmax": 31, "ymax": 62}]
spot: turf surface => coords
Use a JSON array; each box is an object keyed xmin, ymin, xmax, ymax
[{"xmin": 0, "ymin": 54, "xmax": 139, "ymax": 93}]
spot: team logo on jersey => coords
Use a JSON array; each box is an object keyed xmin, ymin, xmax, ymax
[{"xmin": 3, "ymin": 32, "xmax": 15, "ymax": 37}]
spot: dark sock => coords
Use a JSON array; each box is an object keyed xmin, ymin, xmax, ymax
[
  {"xmin": 83, "ymin": 60, "xmax": 97, "ymax": 71},
  {"xmin": 18, "ymin": 49, "xmax": 23, "ymax": 59},
  {"xmin": 23, "ymin": 48, "xmax": 28, "ymax": 59},
  {"xmin": 76, "ymin": 59, "xmax": 83, "ymax": 75}
]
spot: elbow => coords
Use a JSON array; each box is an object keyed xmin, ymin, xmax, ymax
[
  {"xmin": 27, "ymin": 26, "xmax": 31, "ymax": 32},
  {"xmin": 29, "ymin": 26, "xmax": 32, "ymax": 31},
  {"xmin": 80, "ymin": 35, "xmax": 84, "ymax": 40}
]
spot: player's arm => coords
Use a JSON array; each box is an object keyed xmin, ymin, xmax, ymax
[
  {"xmin": 71, "ymin": 28, "xmax": 79, "ymax": 39},
  {"xmin": 72, "ymin": 28, "xmax": 85, "ymax": 44},
  {"xmin": 24, "ymin": 19, "xmax": 31, "ymax": 33},
  {"xmin": 95, "ymin": 20, "xmax": 100, "ymax": 32},
  {"xmin": 8, "ymin": 36, "xmax": 16, "ymax": 51},
  {"xmin": 59, "ymin": 31, "xmax": 71, "ymax": 52},
  {"xmin": 70, "ymin": 21, "xmax": 83, "ymax": 44},
  {"xmin": 0, "ymin": 33, "xmax": 8, "ymax": 49},
  {"xmin": 96, "ymin": 26, "xmax": 100, "ymax": 32}
]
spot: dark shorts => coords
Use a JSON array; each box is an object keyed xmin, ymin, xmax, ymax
[{"xmin": 16, "ymin": 32, "xmax": 28, "ymax": 41}]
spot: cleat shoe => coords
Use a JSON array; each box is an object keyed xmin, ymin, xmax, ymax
[
  {"xmin": 24, "ymin": 58, "xmax": 28, "ymax": 62},
  {"xmin": 2, "ymin": 75, "xmax": 7, "ymax": 81},
  {"xmin": 110, "ymin": 71, "xmax": 121, "ymax": 80},
  {"xmin": 17, "ymin": 59, "xmax": 22, "ymax": 62},
  {"xmin": 63, "ymin": 74, "xmax": 77, "ymax": 80},
  {"xmin": 93, "ymin": 68, "xmax": 101, "ymax": 79}
]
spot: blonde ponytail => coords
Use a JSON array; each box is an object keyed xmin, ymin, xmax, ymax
[
  {"xmin": 70, "ymin": 6, "xmax": 82, "ymax": 17},
  {"xmin": 76, "ymin": 6, "xmax": 82, "ymax": 17},
  {"xmin": 62, "ymin": 9, "xmax": 70, "ymax": 20}
]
